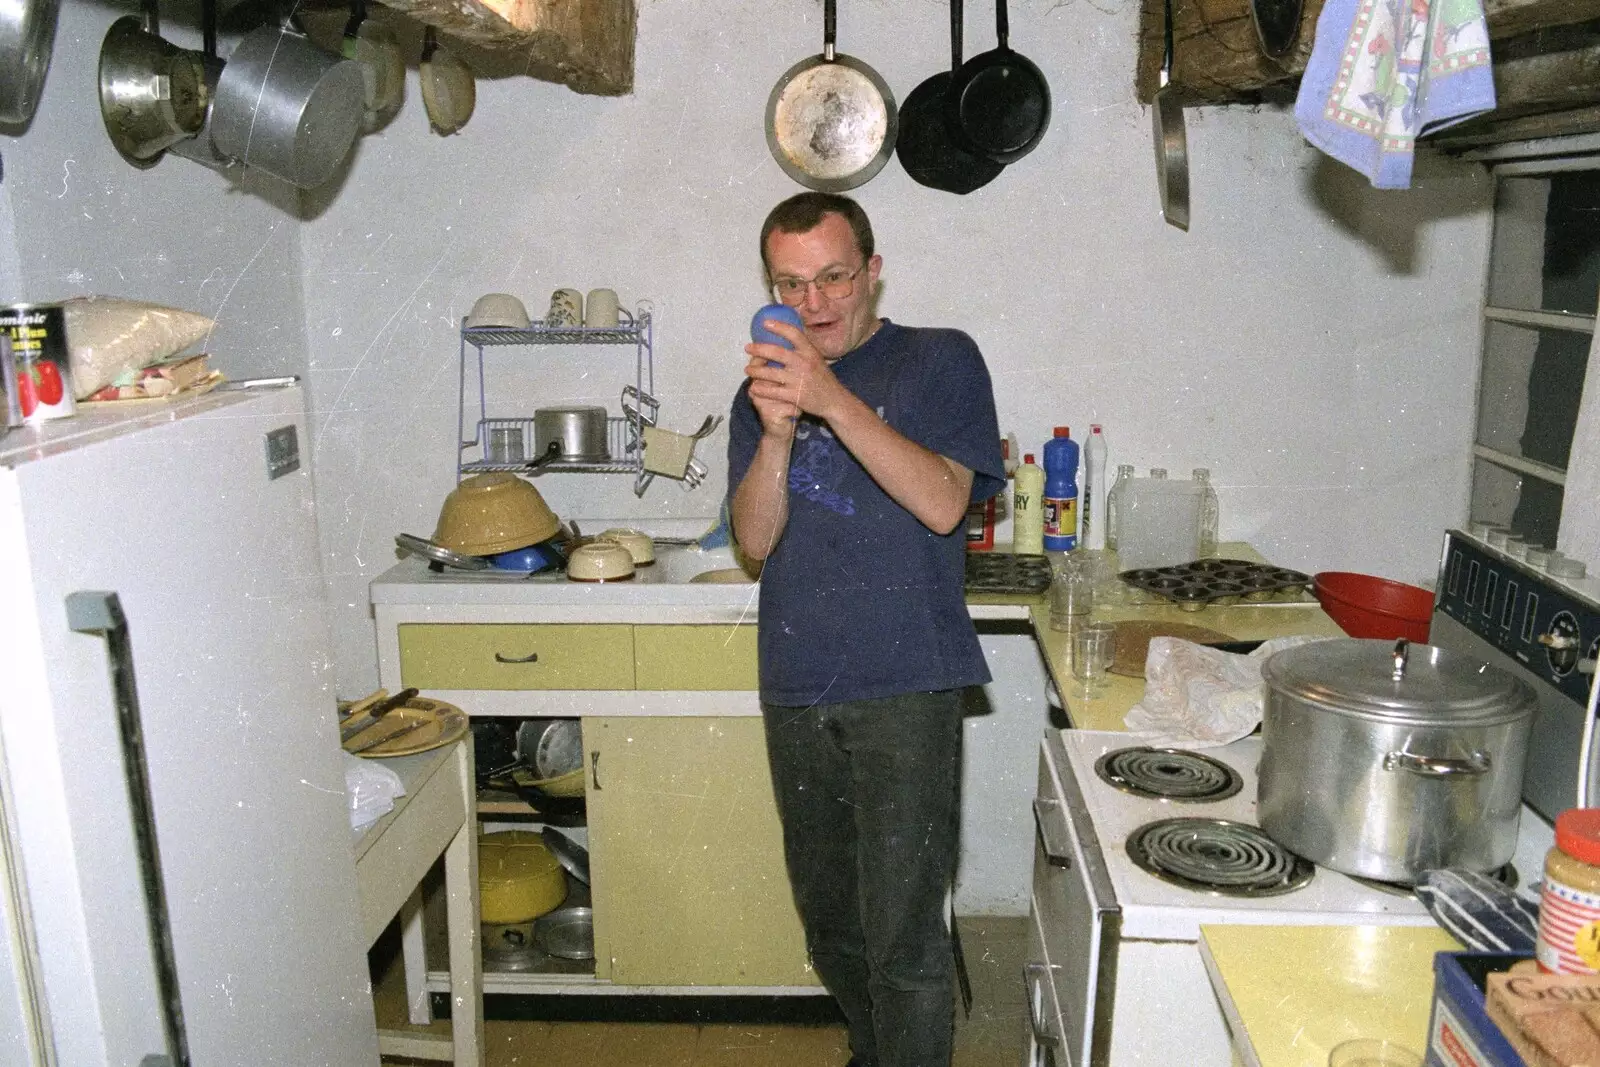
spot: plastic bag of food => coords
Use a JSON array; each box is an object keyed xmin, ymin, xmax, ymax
[
  {"xmin": 345, "ymin": 751, "xmax": 406, "ymax": 833},
  {"xmin": 1123, "ymin": 635, "xmax": 1329, "ymax": 748},
  {"xmin": 62, "ymin": 296, "xmax": 214, "ymax": 399}
]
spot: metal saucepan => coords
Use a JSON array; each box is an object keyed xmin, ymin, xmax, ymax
[
  {"xmin": 343, "ymin": 0, "xmax": 405, "ymax": 133},
  {"xmin": 0, "ymin": 0, "xmax": 60, "ymax": 125},
  {"xmin": 766, "ymin": 0, "xmax": 897, "ymax": 192},
  {"xmin": 534, "ymin": 406, "xmax": 609, "ymax": 463},
  {"xmin": 943, "ymin": 0, "xmax": 1050, "ymax": 165},
  {"xmin": 98, "ymin": 0, "xmax": 208, "ymax": 165},
  {"xmin": 895, "ymin": 0, "xmax": 1004, "ymax": 194},
  {"xmin": 211, "ymin": 22, "xmax": 365, "ymax": 188},
  {"xmin": 1257, "ymin": 638, "xmax": 1538, "ymax": 885},
  {"xmin": 168, "ymin": 0, "xmax": 238, "ymax": 172},
  {"xmin": 1153, "ymin": 0, "xmax": 1189, "ymax": 230}
]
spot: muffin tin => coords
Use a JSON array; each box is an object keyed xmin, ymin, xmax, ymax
[
  {"xmin": 965, "ymin": 553, "xmax": 1055, "ymax": 596},
  {"xmin": 1119, "ymin": 558, "xmax": 1312, "ymax": 609}
]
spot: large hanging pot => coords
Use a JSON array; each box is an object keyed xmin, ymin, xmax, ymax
[
  {"xmin": 97, "ymin": 0, "xmax": 208, "ymax": 166},
  {"xmin": 1257, "ymin": 638, "xmax": 1538, "ymax": 885},
  {"xmin": 210, "ymin": 21, "xmax": 365, "ymax": 188},
  {"xmin": 0, "ymin": 0, "xmax": 59, "ymax": 125},
  {"xmin": 1153, "ymin": 0, "xmax": 1189, "ymax": 230},
  {"xmin": 894, "ymin": 0, "xmax": 1004, "ymax": 194},
  {"xmin": 765, "ymin": 0, "xmax": 897, "ymax": 192},
  {"xmin": 943, "ymin": 0, "xmax": 1050, "ymax": 165}
]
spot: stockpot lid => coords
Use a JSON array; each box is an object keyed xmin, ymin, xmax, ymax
[{"xmin": 1261, "ymin": 638, "xmax": 1538, "ymax": 726}]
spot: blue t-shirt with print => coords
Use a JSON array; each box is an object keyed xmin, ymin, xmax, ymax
[{"xmin": 727, "ymin": 320, "xmax": 1006, "ymax": 708}]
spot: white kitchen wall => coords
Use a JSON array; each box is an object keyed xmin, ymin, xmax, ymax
[{"xmin": 0, "ymin": 0, "xmax": 1492, "ymax": 698}]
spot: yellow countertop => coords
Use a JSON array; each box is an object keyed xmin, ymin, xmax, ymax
[
  {"xmin": 1200, "ymin": 924, "xmax": 1461, "ymax": 1067},
  {"xmin": 1020, "ymin": 543, "xmax": 1346, "ymax": 732}
]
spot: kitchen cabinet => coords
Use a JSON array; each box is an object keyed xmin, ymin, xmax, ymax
[
  {"xmin": 583, "ymin": 716, "xmax": 815, "ymax": 986},
  {"xmin": 371, "ymin": 595, "xmax": 816, "ymax": 998}
]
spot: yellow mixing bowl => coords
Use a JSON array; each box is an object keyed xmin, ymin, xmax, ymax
[
  {"xmin": 478, "ymin": 831, "xmax": 568, "ymax": 924},
  {"xmin": 433, "ymin": 472, "xmax": 561, "ymax": 556}
]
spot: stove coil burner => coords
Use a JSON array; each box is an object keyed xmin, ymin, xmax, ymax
[
  {"xmin": 1126, "ymin": 818, "xmax": 1315, "ymax": 897},
  {"xmin": 1094, "ymin": 747, "xmax": 1244, "ymax": 802}
]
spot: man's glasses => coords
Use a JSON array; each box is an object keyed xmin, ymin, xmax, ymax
[{"xmin": 770, "ymin": 263, "xmax": 868, "ymax": 306}]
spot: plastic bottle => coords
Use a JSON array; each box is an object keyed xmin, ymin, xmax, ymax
[
  {"xmin": 1083, "ymin": 425, "xmax": 1108, "ymax": 551},
  {"xmin": 1013, "ymin": 453, "xmax": 1045, "ymax": 555},
  {"xmin": 1105, "ymin": 464, "xmax": 1133, "ymax": 553},
  {"xmin": 1193, "ymin": 468, "xmax": 1219, "ymax": 558},
  {"xmin": 1042, "ymin": 427, "xmax": 1080, "ymax": 552}
]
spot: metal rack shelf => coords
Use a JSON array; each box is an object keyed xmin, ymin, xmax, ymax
[{"xmin": 457, "ymin": 308, "xmax": 658, "ymax": 495}]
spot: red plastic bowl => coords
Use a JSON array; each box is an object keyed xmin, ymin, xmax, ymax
[{"xmin": 1313, "ymin": 571, "xmax": 1434, "ymax": 643}]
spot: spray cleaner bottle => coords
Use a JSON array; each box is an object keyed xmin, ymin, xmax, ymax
[{"xmin": 1042, "ymin": 427, "xmax": 1079, "ymax": 552}]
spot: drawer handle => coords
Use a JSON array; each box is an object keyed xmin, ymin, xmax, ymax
[
  {"xmin": 1023, "ymin": 961, "xmax": 1062, "ymax": 1044},
  {"xmin": 493, "ymin": 651, "xmax": 539, "ymax": 664},
  {"xmin": 591, "ymin": 750, "xmax": 602, "ymax": 791},
  {"xmin": 1033, "ymin": 797, "xmax": 1073, "ymax": 869}
]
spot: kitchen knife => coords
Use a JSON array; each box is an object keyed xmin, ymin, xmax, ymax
[
  {"xmin": 338, "ymin": 688, "xmax": 388, "ymax": 722},
  {"xmin": 339, "ymin": 687, "xmax": 419, "ymax": 742},
  {"xmin": 347, "ymin": 717, "xmax": 429, "ymax": 755}
]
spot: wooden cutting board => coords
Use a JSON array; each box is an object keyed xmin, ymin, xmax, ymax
[{"xmin": 1109, "ymin": 620, "xmax": 1235, "ymax": 677}]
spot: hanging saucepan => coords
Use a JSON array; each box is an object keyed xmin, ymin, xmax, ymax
[
  {"xmin": 420, "ymin": 26, "xmax": 475, "ymax": 136},
  {"xmin": 169, "ymin": 0, "xmax": 238, "ymax": 172},
  {"xmin": 342, "ymin": 0, "xmax": 405, "ymax": 133},
  {"xmin": 943, "ymin": 0, "xmax": 1050, "ymax": 165},
  {"xmin": 1249, "ymin": 0, "xmax": 1304, "ymax": 58},
  {"xmin": 1153, "ymin": 0, "xmax": 1189, "ymax": 230},
  {"xmin": 765, "ymin": 0, "xmax": 897, "ymax": 192},
  {"xmin": 0, "ymin": 0, "xmax": 60, "ymax": 126},
  {"xmin": 97, "ymin": 0, "xmax": 208, "ymax": 166},
  {"xmin": 895, "ymin": 0, "xmax": 1004, "ymax": 194},
  {"xmin": 210, "ymin": 21, "xmax": 365, "ymax": 188}
]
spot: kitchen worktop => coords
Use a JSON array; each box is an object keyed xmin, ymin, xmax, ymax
[{"xmin": 1200, "ymin": 925, "xmax": 1461, "ymax": 1067}]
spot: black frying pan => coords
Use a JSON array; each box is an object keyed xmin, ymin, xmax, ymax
[
  {"xmin": 895, "ymin": 0, "xmax": 1004, "ymax": 194},
  {"xmin": 944, "ymin": 0, "xmax": 1050, "ymax": 165}
]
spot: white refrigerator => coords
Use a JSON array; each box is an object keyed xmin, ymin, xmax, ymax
[{"xmin": 0, "ymin": 386, "xmax": 378, "ymax": 1066}]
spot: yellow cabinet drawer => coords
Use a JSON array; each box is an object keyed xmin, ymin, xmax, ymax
[
  {"xmin": 398, "ymin": 624, "xmax": 634, "ymax": 690},
  {"xmin": 634, "ymin": 624, "xmax": 758, "ymax": 690}
]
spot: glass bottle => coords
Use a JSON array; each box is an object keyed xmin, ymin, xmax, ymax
[
  {"xmin": 1104, "ymin": 464, "xmax": 1134, "ymax": 552},
  {"xmin": 1149, "ymin": 467, "xmax": 1168, "ymax": 479},
  {"xmin": 1193, "ymin": 468, "xmax": 1219, "ymax": 557}
]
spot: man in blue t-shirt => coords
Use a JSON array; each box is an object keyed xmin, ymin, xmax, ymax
[{"xmin": 727, "ymin": 192, "xmax": 1005, "ymax": 1067}]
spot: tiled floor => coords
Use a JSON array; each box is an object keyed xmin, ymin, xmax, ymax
[{"xmin": 372, "ymin": 916, "xmax": 1029, "ymax": 1066}]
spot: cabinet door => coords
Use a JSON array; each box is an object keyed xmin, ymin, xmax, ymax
[{"xmin": 583, "ymin": 716, "xmax": 817, "ymax": 987}]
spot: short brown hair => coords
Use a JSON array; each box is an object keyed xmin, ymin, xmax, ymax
[{"xmin": 759, "ymin": 193, "xmax": 875, "ymax": 276}]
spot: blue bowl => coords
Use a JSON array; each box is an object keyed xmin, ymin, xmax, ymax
[{"xmin": 487, "ymin": 541, "xmax": 563, "ymax": 573}]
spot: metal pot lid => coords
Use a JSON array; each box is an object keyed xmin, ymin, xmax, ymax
[{"xmin": 1262, "ymin": 638, "xmax": 1537, "ymax": 725}]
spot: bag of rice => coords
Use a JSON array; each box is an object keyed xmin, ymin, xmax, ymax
[{"xmin": 62, "ymin": 297, "xmax": 214, "ymax": 399}]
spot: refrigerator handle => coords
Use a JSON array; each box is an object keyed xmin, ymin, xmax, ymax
[{"xmin": 66, "ymin": 592, "xmax": 192, "ymax": 1067}]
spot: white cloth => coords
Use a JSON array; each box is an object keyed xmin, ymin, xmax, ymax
[
  {"xmin": 1123, "ymin": 635, "xmax": 1330, "ymax": 748},
  {"xmin": 344, "ymin": 752, "xmax": 406, "ymax": 833}
]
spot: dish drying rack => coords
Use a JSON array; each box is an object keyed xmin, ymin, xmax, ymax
[{"xmin": 456, "ymin": 308, "xmax": 663, "ymax": 496}]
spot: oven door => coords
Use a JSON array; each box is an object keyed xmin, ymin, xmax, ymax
[{"xmin": 1032, "ymin": 732, "xmax": 1122, "ymax": 1067}]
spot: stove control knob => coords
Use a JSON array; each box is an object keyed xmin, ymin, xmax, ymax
[
  {"xmin": 1527, "ymin": 547, "xmax": 1554, "ymax": 570},
  {"xmin": 1541, "ymin": 612, "xmax": 1582, "ymax": 676},
  {"xmin": 1549, "ymin": 555, "xmax": 1588, "ymax": 580}
]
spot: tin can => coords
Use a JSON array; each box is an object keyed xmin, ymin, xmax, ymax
[{"xmin": 0, "ymin": 304, "xmax": 74, "ymax": 423}]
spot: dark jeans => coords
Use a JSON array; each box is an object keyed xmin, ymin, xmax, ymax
[{"xmin": 761, "ymin": 690, "xmax": 965, "ymax": 1067}]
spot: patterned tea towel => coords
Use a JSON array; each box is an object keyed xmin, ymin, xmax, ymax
[{"xmin": 1294, "ymin": 0, "xmax": 1496, "ymax": 188}]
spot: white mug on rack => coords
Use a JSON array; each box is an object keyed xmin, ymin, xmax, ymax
[{"xmin": 585, "ymin": 288, "xmax": 620, "ymax": 328}]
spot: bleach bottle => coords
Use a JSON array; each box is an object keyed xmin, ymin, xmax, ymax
[{"xmin": 1042, "ymin": 426, "xmax": 1080, "ymax": 552}]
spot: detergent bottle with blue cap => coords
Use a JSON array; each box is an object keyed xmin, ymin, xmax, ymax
[{"xmin": 1042, "ymin": 427, "xmax": 1079, "ymax": 552}]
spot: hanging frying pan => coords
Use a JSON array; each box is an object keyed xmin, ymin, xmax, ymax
[
  {"xmin": 1152, "ymin": 0, "xmax": 1189, "ymax": 231},
  {"xmin": 1249, "ymin": 0, "xmax": 1303, "ymax": 58},
  {"xmin": 0, "ymin": 0, "xmax": 60, "ymax": 126},
  {"xmin": 943, "ymin": 0, "xmax": 1050, "ymax": 165},
  {"xmin": 895, "ymin": 0, "xmax": 1004, "ymax": 194},
  {"xmin": 765, "ymin": 0, "xmax": 897, "ymax": 192}
]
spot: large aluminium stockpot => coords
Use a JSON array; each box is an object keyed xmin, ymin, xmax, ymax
[{"xmin": 1257, "ymin": 638, "xmax": 1538, "ymax": 884}]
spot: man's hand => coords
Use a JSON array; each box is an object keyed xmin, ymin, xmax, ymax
[{"xmin": 743, "ymin": 319, "xmax": 852, "ymax": 431}]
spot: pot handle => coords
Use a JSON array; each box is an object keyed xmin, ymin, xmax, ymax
[
  {"xmin": 1392, "ymin": 638, "xmax": 1410, "ymax": 680},
  {"xmin": 1383, "ymin": 749, "xmax": 1492, "ymax": 777}
]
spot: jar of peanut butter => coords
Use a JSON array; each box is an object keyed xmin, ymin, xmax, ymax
[{"xmin": 1537, "ymin": 808, "xmax": 1600, "ymax": 973}]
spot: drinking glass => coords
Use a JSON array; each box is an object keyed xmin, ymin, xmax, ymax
[
  {"xmin": 1071, "ymin": 621, "xmax": 1116, "ymax": 689},
  {"xmin": 1050, "ymin": 554, "xmax": 1094, "ymax": 632},
  {"xmin": 488, "ymin": 426, "xmax": 525, "ymax": 464},
  {"xmin": 1327, "ymin": 1039, "xmax": 1422, "ymax": 1067}
]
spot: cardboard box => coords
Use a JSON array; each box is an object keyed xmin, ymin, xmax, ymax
[{"xmin": 1426, "ymin": 952, "xmax": 1530, "ymax": 1067}]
